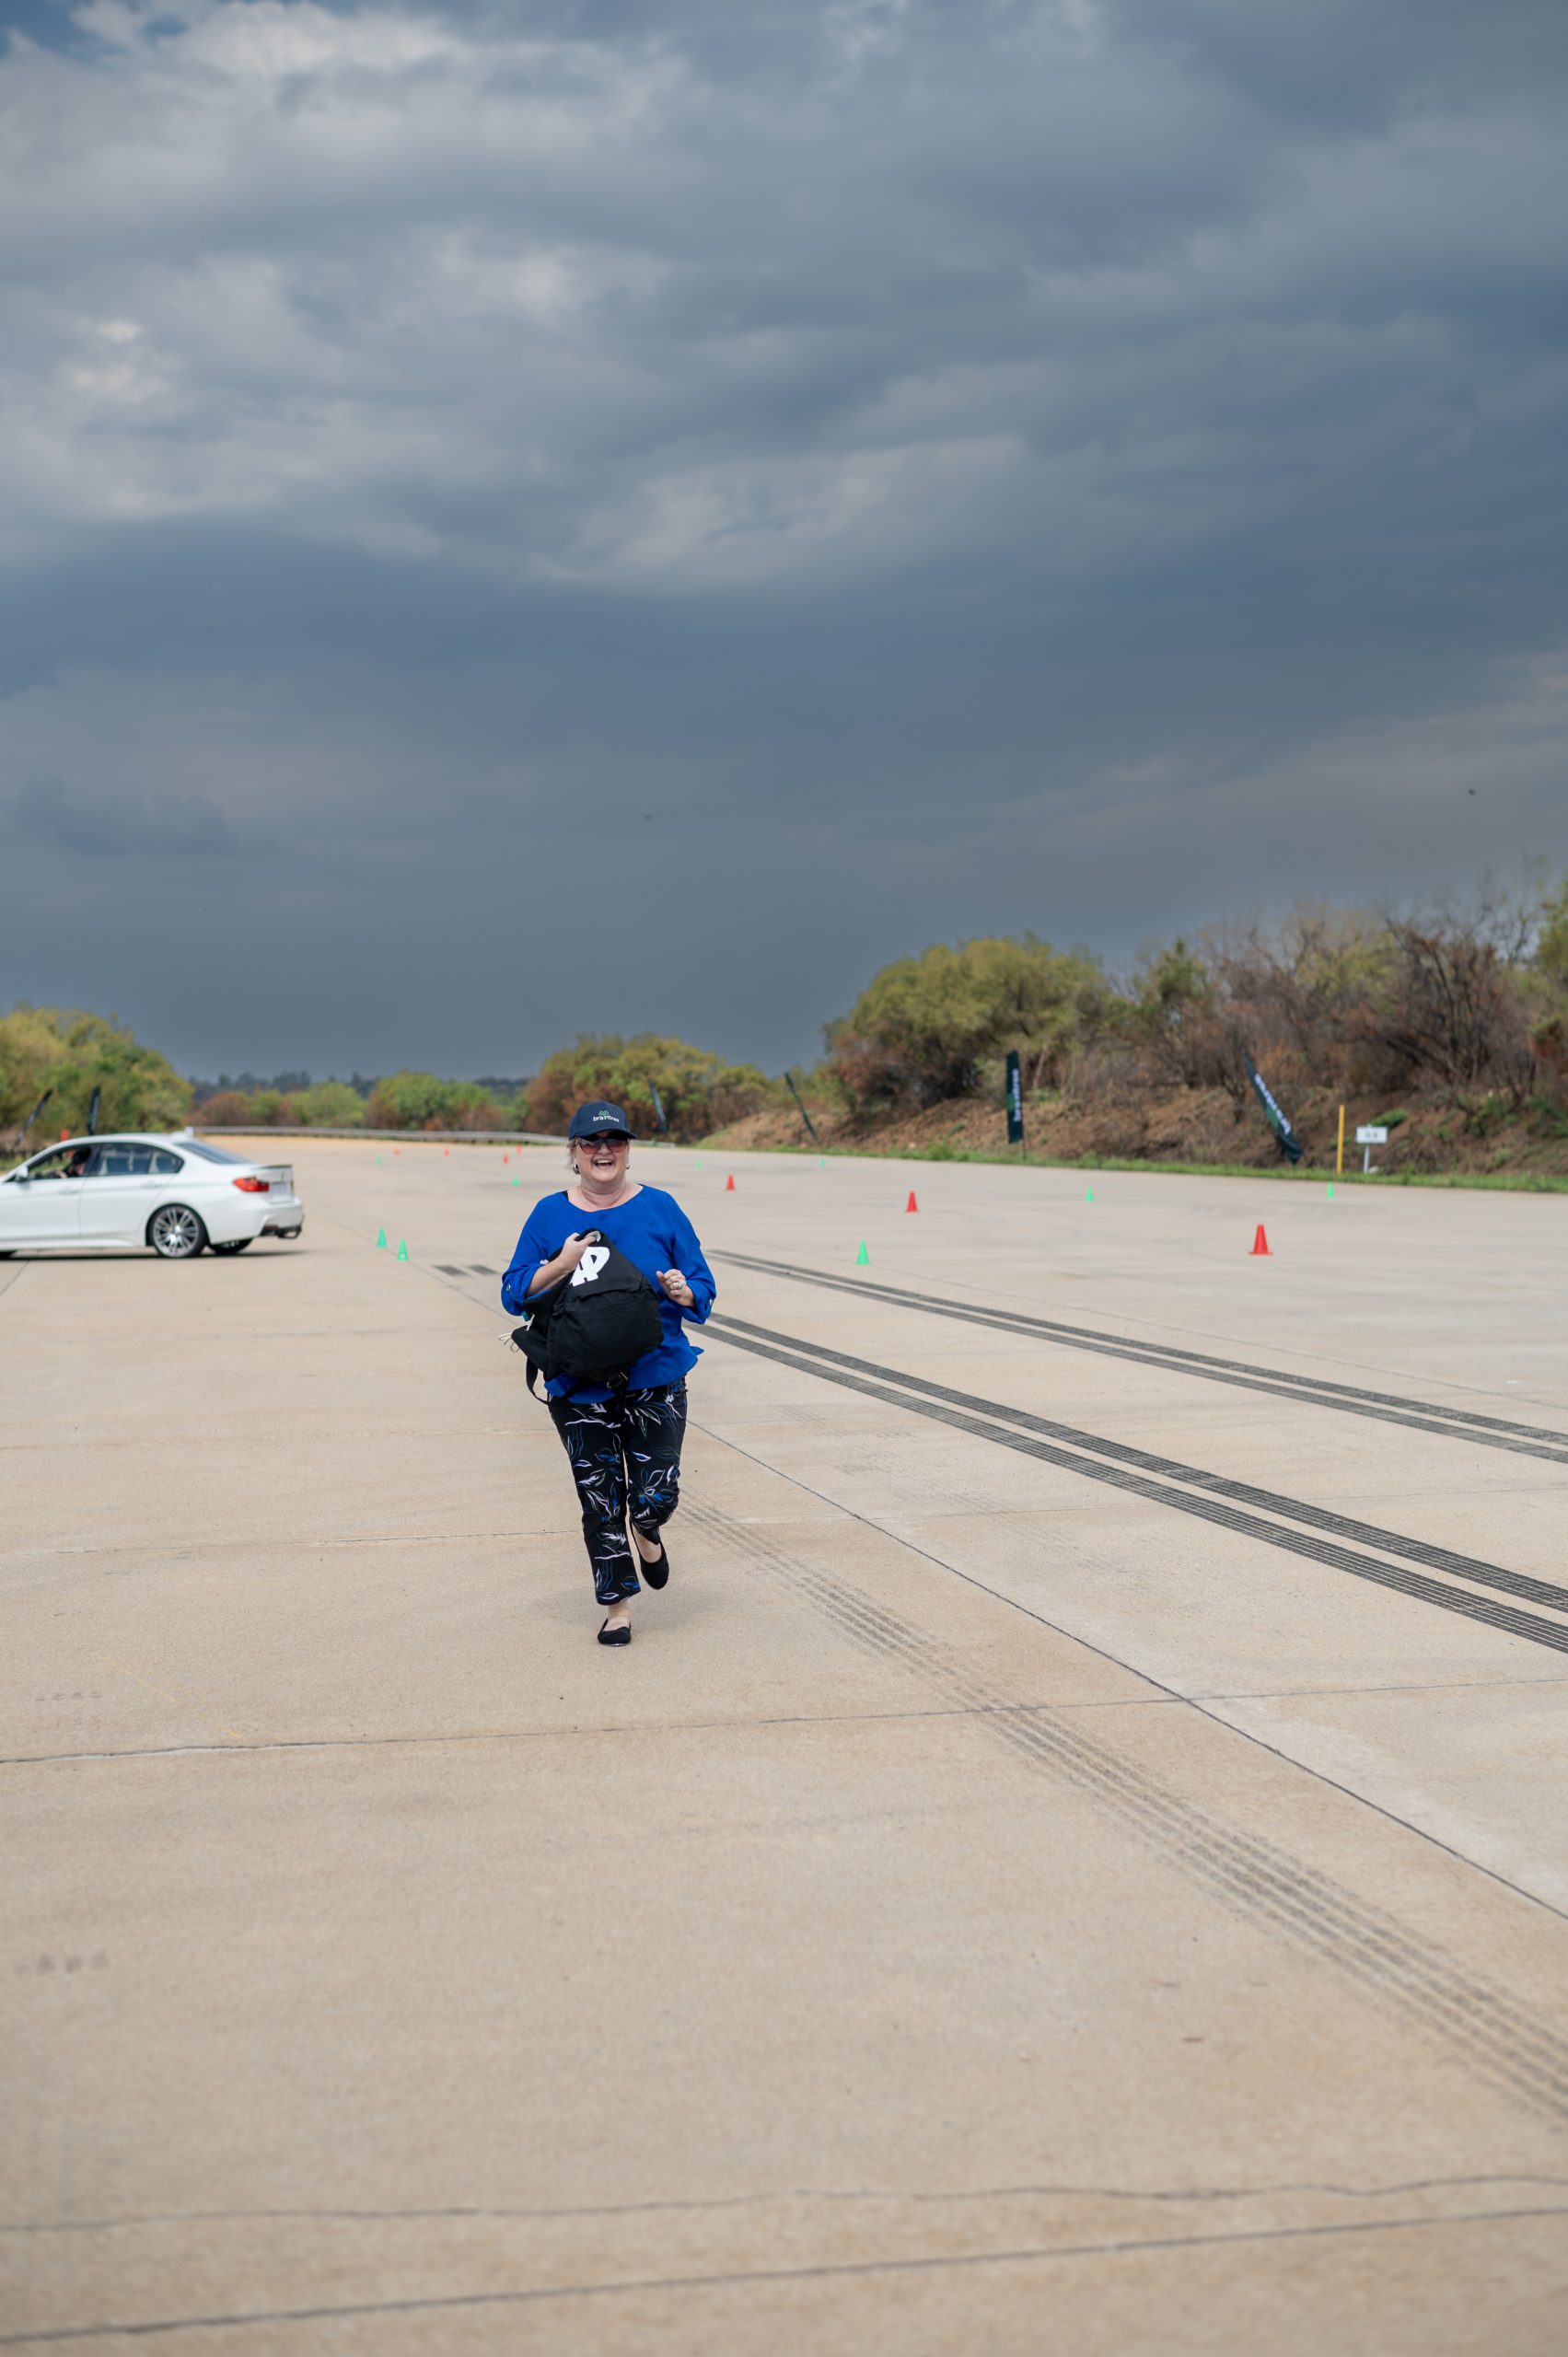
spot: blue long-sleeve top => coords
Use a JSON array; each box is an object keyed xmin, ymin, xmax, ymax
[{"xmin": 500, "ymin": 1184, "xmax": 717, "ymax": 1401}]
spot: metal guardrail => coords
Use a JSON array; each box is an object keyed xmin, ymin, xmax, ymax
[{"xmin": 194, "ymin": 1126, "xmax": 571, "ymax": 1144}]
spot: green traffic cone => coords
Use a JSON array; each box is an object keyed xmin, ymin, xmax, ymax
[
  {"xmin": 376, "ymin": 1225, "xmax": 387, "ymax": 1248},
  {"xmin": 819, "ymin": 1156, "xmax": 826, "ymax": 1167},
  {"xmin": 1085, "ymin": 1186, "xmax": 1095, "ymax": 1202},
  {"xmin": 855, "ymin": 1240, "xmax": 869, "ymax": 1266},
  {"xmin": 695, "ymin": 1156, "xmax": 703, "ymax": 1170},
  {"xmin": 1327, "ymin": 1182, "xmax": 1335, "ymax": 1200},
  {"xmin": 396, "ymin": 1238, "xmax": 410, "ymax": 1262}
]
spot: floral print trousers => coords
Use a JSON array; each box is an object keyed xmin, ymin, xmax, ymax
[{"xmin": 547, "ymin": 1382, "xmax": 689, "ymax": 1605}]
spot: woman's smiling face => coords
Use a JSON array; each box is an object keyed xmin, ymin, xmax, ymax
[{"xmin": 575, "ymin": 1132, "xmax": 631, "ymax": 1184}]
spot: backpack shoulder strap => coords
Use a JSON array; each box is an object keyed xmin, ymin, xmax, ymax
[{"xmin": 510, "ymin": 1320, "xmax": 556, "ymax": 1403}]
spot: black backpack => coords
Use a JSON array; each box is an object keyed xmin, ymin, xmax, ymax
[{"xmin": 511, "ymin": 1214, "xmax": 665, "ymax": 1400}]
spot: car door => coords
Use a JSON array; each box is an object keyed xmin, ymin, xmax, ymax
[
  {"xmin": 0, "ymin": 1145, "xmax": 88, "ymax": 1245},
  {"xmin": 77, "ymin": 1141, "xmax": 157, "ymax": 1245}
]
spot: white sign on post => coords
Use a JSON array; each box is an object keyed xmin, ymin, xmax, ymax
[{"xmin": 1354, "ymin": 1122, "xmax": 1388, "ymax": 1174}]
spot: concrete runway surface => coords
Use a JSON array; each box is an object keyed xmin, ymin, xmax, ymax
[{"xmin": 5, "ymin": 1138, "xmax": 1567, "ymax": 2353}]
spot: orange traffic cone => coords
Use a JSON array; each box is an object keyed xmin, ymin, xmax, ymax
[
  {"xmin": 906, "ymin": 1190, "xmax": 919, "ymax": 1212},
  {"xmin": 726, "ymin": 1173, "xmax": 736, "ymax": 1191},
  {"xmin": 1250, "ymin": 1223, "xmax": 1271, "ymax": 1256}
]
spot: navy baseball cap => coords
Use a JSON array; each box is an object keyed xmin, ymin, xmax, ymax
[{"xmin": 568, "ymin": 1100, "xmax": 633, "ymax": 1140}]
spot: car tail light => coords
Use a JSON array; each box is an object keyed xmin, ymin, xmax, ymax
[{"xmin": 232, "ymin": 1175, "xmax": 271, "ymax": 1193}]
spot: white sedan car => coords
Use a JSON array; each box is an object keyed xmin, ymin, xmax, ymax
[{"xmin": 0, "ymin": 1133, "xmax": 305, "ymax": 1259}]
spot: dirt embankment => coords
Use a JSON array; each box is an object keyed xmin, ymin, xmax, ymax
[{"xmin": 705, "ymin": 1087, "xmax": 1568, "ymax": 1178}]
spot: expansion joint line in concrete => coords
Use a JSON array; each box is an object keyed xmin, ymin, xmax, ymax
[
  {"xmin": 713, "ymin": 1250, "xmax": 1568, "ymax": 1467},
  {"xmin": 683, "ymin": 1496, "xmax": 1568, "ymax": 2127},
  {"xmin": 707, "ymin": 1318, "xmax": 1568, "ymax": 1658},
  {"xmin": 12, "ymin": 2200, "xmax": 1568, "ymax": 2344},
  {"xmin": 12, "ymin": 2170, "xmax": 1568, "ymax": 2237}
]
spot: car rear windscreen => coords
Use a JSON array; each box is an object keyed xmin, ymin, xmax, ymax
[{"xmin": 181, "ymin": 1140, "xmax": 249, "ymax": 1164}]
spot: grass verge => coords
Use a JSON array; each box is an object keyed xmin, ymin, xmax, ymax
[{"xmin": 722, "ymin": 1139, "xmax": 1568, "ymax": 1192}]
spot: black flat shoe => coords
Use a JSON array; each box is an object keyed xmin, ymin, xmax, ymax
[
  {"xmin": 598, "ymin": 1620, "xmax": 632, "ymax": 1646},
  {"xmin": 636, "ymin": 1534, "xmax": 669, "ymax": 1591}
]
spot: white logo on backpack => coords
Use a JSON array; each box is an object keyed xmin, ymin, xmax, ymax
[{"xmin": 570, "ymin": 1244, "xmax": 610, "ymax": 1286}]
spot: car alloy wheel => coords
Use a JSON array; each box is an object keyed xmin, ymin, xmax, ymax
[{"xmin": 150, "ymin": 1204, "xmax": 207, "ymax": 1259}]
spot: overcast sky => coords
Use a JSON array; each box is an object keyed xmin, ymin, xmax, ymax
[{"xmin": 3, "ymin": 0, "xmax": 1566, "ymax": 1078}]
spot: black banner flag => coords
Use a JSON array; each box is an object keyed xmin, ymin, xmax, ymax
[
  {"xmin": 17, "ymin": 1087, "xmax": 52, "ymax": 1144},
  {"xmin": 1243, "ymin": 1053, "xmax": 1304, "ymax": 1165},
  {"xmin": 785, "ymin": 1070, "xmax": 819, "ymax": 1144},
  {"xmin": 1005, "ymin": 1051, "xmax": 1025, "ymax": 1147}
]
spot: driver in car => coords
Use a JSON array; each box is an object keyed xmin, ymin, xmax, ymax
[{"xmin": 36, "ymin": 1147, "xmax": 91, "ymax": 1178}]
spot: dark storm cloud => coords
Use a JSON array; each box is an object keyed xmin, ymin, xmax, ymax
[
  {"xmin": 0, "ymin": 0, "xmax": 1565, "ymax": 1075},
  {"xmin": 3, "ymin": 776, "xmax": 251, "ymax": 858}
]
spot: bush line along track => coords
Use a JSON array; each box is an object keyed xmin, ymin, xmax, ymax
[
  {"xmin": 703, "ymin": 1313, "xmax": 1568, "ymax": 1659},
  {"xmin": 712, "ymin": 1250, "xmax": 1568, "ymax": 1467}
]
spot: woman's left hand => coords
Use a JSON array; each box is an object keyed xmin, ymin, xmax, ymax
[{"xmin": 657, "ymin": 1268, "xmax": 695, "ymax": 1309}]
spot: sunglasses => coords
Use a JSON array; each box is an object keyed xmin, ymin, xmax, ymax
[{"xmin": 577, "ymin": 1133, "xmax": 630, "ymax": 1148}]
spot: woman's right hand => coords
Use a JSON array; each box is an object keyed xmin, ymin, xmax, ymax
[{"xmin": 527, "ymin": 1232, "xmax": 594, "ymax": 1298}]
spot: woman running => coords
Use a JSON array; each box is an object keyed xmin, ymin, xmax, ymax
[{"xmin": 502, "ymin": 1101, "xmax": 716, "ymax": 1647}]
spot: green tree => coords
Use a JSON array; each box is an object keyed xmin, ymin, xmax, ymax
[
  {"xmin": 1538, "ymin": 872, "xmax": 1568, "ymax": 992},
  {"xmin": 364, "ymin": 1072, "xmax": 504, "ymax": 1130},
  {"xmin": 366, "ymin": 1072, "xmax": 452, "ymax": 1128},
  {"xmin": 285, "ymin": 1081, "xmax": 366, "ymax": 1127},
  {"xmin": 196, "ymin": 1090, "xmax": 256, "ymax": 1126},
  {"xmin": 1, "ymin": 1004, "xmax": 192, "ymax": 1144},
  {"xmin": 826, "ymin": 937, "xmax": 1112, "ymax": 1109},
  {"xmin": 525, "ymin": 1035, "xmax": 771, "ymax": 1142},
  {"xmin": 1126, "ymin": 937, "xmax": 1222, "ymax": 1086},
  {"xmin": 451, "ymin": 1091, "xmax": 506, "ymax": 1132}
]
